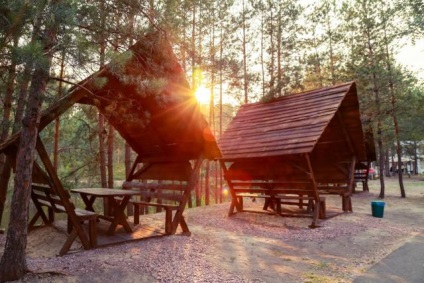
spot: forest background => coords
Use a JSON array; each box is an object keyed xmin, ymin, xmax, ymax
[{"xmin": 0, "ymin": 0, "xmax": 424, "ymax": 230}]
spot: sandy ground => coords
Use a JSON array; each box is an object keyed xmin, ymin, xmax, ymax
[{"xmin": 1, "ymin": 176, "xmax": 423, "ymax": 283}]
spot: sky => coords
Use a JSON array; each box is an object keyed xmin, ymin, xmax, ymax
[{"xmin": 395, "ymin": 38, "xmax": 424, "ymax": 80}]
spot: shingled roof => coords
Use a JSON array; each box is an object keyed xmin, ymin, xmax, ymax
[{"xmin": 218, "ymin": 82, "xmax": 368, "ymax": 162}]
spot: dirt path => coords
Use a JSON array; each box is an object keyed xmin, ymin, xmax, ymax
[{"xmin": 1, "ymin": 177, "xmax": 423, "ymax": 282}]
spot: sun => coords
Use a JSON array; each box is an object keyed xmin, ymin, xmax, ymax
[{"xmin": 195, "ymin": 86, "xmax": 211, "ymax": 105}]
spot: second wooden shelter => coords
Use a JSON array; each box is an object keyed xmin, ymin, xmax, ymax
[{"xmin": 218, "ymin": 82, "xmax": 372, "ymax": 227}]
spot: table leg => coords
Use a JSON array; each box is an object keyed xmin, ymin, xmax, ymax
[
  {"xmin": 80, "ymin": 194, "xmax": 96, "ymax": 211},
  {"xmin": 107, "ymin": 196, "xmax": 132, "ymax": 235}
]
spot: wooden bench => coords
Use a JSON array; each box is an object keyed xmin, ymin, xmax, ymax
[
  {"xmin": 354, "ymin": 171, "xmax": 369, "ymax": 192},
  {"xmin": 229, "ymin": 181, "xmax": 326, "ymax": 221},
  {"xmin": 29, "ymin": 183, "xmax": 98, "ymax": 255},
  {"xmin": 317, "ymin": 183, "xmax": 352, "ymax": 212},
  {"xmin": 122, "ymin": 181, "xmax": 189, "ymax": 235}
]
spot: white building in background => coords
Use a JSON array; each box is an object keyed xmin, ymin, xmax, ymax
[{"xmin": 390, "ymin": 141, "xmax": 424, "ymax": 174}]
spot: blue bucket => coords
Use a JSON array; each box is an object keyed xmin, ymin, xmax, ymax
[{"xmin": 371, "ymin": 201, "xmax": 385, "ymax": 218}]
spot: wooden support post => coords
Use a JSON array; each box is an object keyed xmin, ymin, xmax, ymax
[
  {"xmin": 219, "ymin": 160, "xmax": 243, "ymax": 215},
  {"xmin": 304, "ymin": 153, "xmax": 322, "ymax": 228},
  {"xmin": 170, "ymin": 157, "xmax": 203, "ymax": 234}
]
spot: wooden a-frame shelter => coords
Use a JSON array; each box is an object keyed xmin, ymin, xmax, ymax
[
  {"xmin": 0, "ymin": 31, "xmax": 221, "ymax": 254},
  {"xmin": 218, "ymin": 82, "xmax": 372, "ymax": 227}
]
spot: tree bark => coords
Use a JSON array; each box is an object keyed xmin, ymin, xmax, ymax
[
  {"xmin": 0, "ymin": 67, "xmax": 51, "ymax": 283},
  {"xmin": 383, "ymin": 22, "xmax": 406, "ymax": 197},
  {"xmin": 107, "ymin": 124, "xmax": 114, "ymax": 188},
  {"xmin": 0, "ymin": 49, "xmax": 17, "ymax": 174},
  {"xmin": 0, "ymin": 0, "xmax": 60, "ymax": 278},
  {"xmin": 12, "ymin": 65, "xmax": 32, "ymax": 134},
  {"xmin": 205, "ymin": 160, "xmax": 210, "ymax": 205},
  {"xmin": 242, "ymin": 0, "xmax": 248, "ymax": 104},
  {"xmin": 54, "ymin": 51, "xmax": 65, "ymax": 170}
]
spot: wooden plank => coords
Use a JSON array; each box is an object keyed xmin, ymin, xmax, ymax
[
  {"xmin": 228, "ymin": 102, "xmax": 339, "ymax": 127},
  {"xmin": 219, "ymin": 127, "xmax": 323, "ymax": 143},
  {"xmin": 219, "ymin": 136, "xmax": 319, "ymax": 152},
  {"xmin": 123, "ymin": 182, "xmax": 187, "ymax": 191},
  {"xmin": 229, "ymin": 101, "xmax": 340, "ymax": 127},
  {"xmin": 239, "ymin": 88, "xmax": 347, "ymax": 114},
  {"xmin": 223, "ymin": 111, "xmax": 332, "ymax": 135},
  {"xmin": 219, "ymin": 147, "xmax": 311, "ymax": 160},
  {"xmin": 221, "ymin": 142, "xmax": 315, "ymax": 156}
]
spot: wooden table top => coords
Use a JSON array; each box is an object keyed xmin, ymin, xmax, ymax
[{"xmin": 71, "ymin": 188, "xmax": 141, "ymax": 197}]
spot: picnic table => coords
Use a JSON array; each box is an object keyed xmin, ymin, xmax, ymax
[{"xmin": 71, "ymin": 188, "xmax": 141, "ymax": 235}]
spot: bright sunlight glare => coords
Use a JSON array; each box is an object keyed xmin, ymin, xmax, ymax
[{"xmin": 195, "ymin": 86, "xmax": 211, "ymax": 105}]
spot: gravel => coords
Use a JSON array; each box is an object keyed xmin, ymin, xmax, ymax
[{"xmin": 1, "ymin": 185, "xmax": 423, "ymax": 283}]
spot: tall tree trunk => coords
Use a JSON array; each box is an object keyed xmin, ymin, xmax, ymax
[
  {"xmin": 260, "ymin": 9, "xmax": 265, "ymax": 98},
  {"xmin": 107, "ymin": 125, "xmax": 114, "ymax": 188},
  {"xmin": 269, "ymin": 8, "xmax": 275, "ymax": 90},
  {"xmin": 385, "ymin": 148, "xmax": 390, "ymax": 177},
  {"xmin": 0, "ymin": 1, "xmax": 59, "ymax": 275},
  {"xmin": 365, "ymin": 20, "xmax": 385, "ymax": 198},
  {"xmin": 242, "ymin": 0, "xmax": 248, "ymax": 104},
  {"xmin": 413, "ymin": 141, "xmax": 418, "ymax": 175},
  {"xmin": 12, "ymin": 65, "xmax": 32, "ymax": 134},
  {"xmin": 0, "ymin": 42, "xmax": 18, "ymax": 174},
  {"xmin": 383, "ymin": 22, "xmax": 406, "ymax": 197},
  {"xmin": 277, "ymin": 9, "xmax": 282, "ymax": 96},
  {"xmin": 326, "ymin": 14, "xmax": 335, "ymax": 85},
  {"xmin": 195, "ymin": 167, "xmax": 202, "ymax": 207},
  {"xmin": 377, "ymin": 129, "xmax": 385, "ymax": 199},
  {"xmin": 0, "ymin": 14, "xmax": 40, "ymax": 226},
  {"xmin": 99, "ymin": 0, "xmax": 107, "ymax": 189},
  {"xmin": 0, "ymin": 41, "xmax": 17, "ymax": 226},
  {"xmin": 191, "ymin": 3, "xmax": 196, "ymax": 88},
  {"xmin": 54, "ymin": 51, "xmax": 65, "ymax": 170},
  {"xmin": 205, "ymin": 161, "xmax": 210, "ymax": 205},
  {"xmin": 312, "ymin": 28, "xmax": 323, "ymax": 88}
]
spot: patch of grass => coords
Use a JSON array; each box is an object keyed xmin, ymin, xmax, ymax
[
  {"xmin": 303, "ymin": 273, "xmax": 327, "ymax": 283},
  {"xmin": 303, "ymin": 273, "xmax": 343, "ymax": 283},
  {"xmin": 315, "ymin": 261, "xmax": 331, "ymax": 269}
]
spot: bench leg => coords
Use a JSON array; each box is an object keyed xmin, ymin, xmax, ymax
[
  {"xmin": 59, "ymin": 228, "xmax": 78, "ymax": 256},
  {"xmin": 67, "ymin": 217, "xmax": 73, "ymax": 234},
  {"xmin": 228, "ymin": 197, "xmax": 239, "ymax": 216},
  {"xmin": 263, "ymin": 198, "xmax": 273, "ymax": 210},
  {"xmin": 165, "ymin": 209, "xmax": 172, "ymax": 234},
  {"xmin": 306, "ymin": 200, "xmax": 313, "ymax": 213},
  {"xmin": 319, "ymin": 197, "xmax": 326, "ymax": 219},
  {"xmin": 134, "ymin": 204, "xmax": 140, "ymax": 225},
  {"xmin": 88, "ymin": 218, "xmax": 97, "ymax": 247},
  {"xmin": 309, "ymin": 200, "xmax": 320, "ymax": 228},
  {"xmin": 48, "ymin": 207, "xmax": 54, "ymax": 223},
  {"xmin": 179, "ymin": 216, "xmax": 190, "ymax": 235},
  {"xmin": 28, "ymin": 212, "xmax": 41, "ymax": 231},
  {"xmin": 342, "ymin": 194, "xmax": 352, "ymax": 212},
  {"xmin": 238, "ymin": 196, "xmax": 243, "ymax": 210},
  {"xmin": 275, "ymin": 198, "xmax": 282, "ymax": 213}
]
